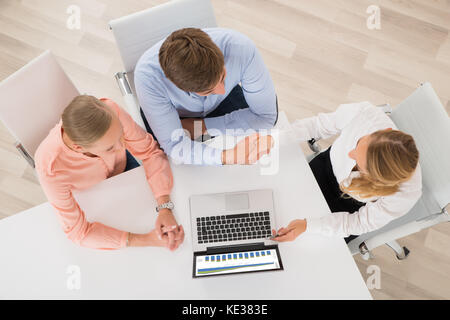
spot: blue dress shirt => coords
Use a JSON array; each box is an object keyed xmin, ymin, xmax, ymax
[{"xmin": 134, "ymin": 27, "xmax": 277, "ymax": 165}]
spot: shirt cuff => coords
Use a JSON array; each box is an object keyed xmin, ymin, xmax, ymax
[
  {"xmin": 305, "ymin": 218, "xmax": 323, "ymax": 234},
  {"xmin": 120, "ymin": 231, "xmax": 129, "ymax": 248},
  {"xmin": 291, "ymin": 119, "xmax": 313, "ymax": 141}
]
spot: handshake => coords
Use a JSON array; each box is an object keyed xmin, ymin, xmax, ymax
[
  {"xmin": 221, "ymin": 133, "xmax": 274, "ymax": 165},
  {"xmin": 181, "ymin": 117, "xmax": 275, "ymax": 165}
]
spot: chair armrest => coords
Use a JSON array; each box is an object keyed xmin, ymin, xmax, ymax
[
  {"xmin": 114, "ymin": 72, "xmax": 146, "ymax": 130},
  {"xmin": 307, "ymin": 138, "xmax": 321, "ymax": 153},
  {"xmin": 15, "ymin": 142, "xmax": 35, "ymax": 168},
  {"xmin": 377, "ymin": 103, "xmax": 392, "ymax": 115},
  {"xmin": 115, "ymin": 72, "xmax": 133, "ymax": 95}
]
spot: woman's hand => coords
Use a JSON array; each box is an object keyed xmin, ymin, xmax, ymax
[
  {"xmin": 271, "ymin": 219, "xmax": 307, "ymax": 242},
  {"xmin": 155, "ymin": 208, "xmax": 179, "ymax": 239},
  {"xmin": 128, "ymin": 226, "xmax": 184, "ymax": 251},
  {"xmin": 154, "ymin": 196, "xmax": 184, "ymax": 250},
  {"xmin": 164, "ymin": 225, "xmax": 185, "ymax": 251}
]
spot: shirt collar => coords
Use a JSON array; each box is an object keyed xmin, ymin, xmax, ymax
[
  {"xmin": 187, "ymin": 91, "xmax": 207, "ymax": 100},
  {"xmin": 188, "ymin": 91, "xmax": 199, "ymax": 98}
]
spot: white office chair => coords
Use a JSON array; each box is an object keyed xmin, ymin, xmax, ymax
[
  {"xmin": 306, "ymin": 82, "xmax": 450, "ymax": 260},
  {"xmin": 109, "ymin": 0, "xmax": 217, "ymax": 129},
  {"xmin": 0, "ymin": 50, "xmax": 79, "ymax": 168}
]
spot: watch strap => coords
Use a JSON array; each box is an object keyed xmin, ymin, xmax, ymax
[{"xmin": 156, "ymin": 201, "xmax": 174, "ymax": 213}]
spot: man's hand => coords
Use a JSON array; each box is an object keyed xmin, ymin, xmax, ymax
[
  {"xmin": 271, "ymin": 219, "xmax": 307, "ymax": 242},
  {"xmin": 221, "ymin": 133, "xmax": 274, "ymax": 165},
  {"xmin": 181, "ymin": 118, "xmax": 206, "ymax": 140}
]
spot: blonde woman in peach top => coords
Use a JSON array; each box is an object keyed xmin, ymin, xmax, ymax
[{"xmin": 35, "ymin": 95, "xmax": 184, "ymax": 250}]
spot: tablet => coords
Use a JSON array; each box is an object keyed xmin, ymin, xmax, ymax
[{"xmin": 193, "ymin": 245, "xmax": 283, "ymax": 278}]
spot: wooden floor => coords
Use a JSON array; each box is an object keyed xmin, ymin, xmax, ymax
[{"xmin": 0, "ymin": 0, "xmax": 449, "ymax": 299}]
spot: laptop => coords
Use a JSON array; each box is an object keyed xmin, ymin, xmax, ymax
[{"xmin": 189, "ymin": 189, "xmax": 284, "ymax": 278}]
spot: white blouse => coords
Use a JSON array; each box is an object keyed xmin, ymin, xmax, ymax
[{"xmin": 291, "ymin": 101, "xmax": 422, "ymax": 238}]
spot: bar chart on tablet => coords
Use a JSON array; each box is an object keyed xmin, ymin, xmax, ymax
[{"xmin": 195, "ymin": 249, "xmax": 280, "ymax": 277}]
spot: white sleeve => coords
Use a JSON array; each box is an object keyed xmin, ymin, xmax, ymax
[
  {"xmin": 291, "ymin": 101, "xmax": 372, "ymax": 141},
  {"xmin": 305, "ymin": 185, "xmax": 422, "ymax": 238}
]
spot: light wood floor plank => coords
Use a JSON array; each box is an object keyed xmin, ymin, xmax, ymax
[{"xmin": 379, "ymin": 0, "xmax": 450, "ymax": 30}]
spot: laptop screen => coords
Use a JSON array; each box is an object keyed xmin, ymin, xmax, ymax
[{"xmin": 193, "ymin": 245, "xmax": 283, "ymax": 278}]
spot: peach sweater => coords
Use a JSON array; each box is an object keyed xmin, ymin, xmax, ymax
[{"xmin": 35, "ymin": 98, "xmax": 173, "ymax": 250}]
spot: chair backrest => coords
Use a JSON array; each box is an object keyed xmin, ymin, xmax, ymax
[
  {"xmin": 109, "ymin": 0, "xmax": 217, "ymax": 73},
  {"xmin": 390, "ymin": 82, "xmax": 450, "ymax": 210},
  {"xmin": 0, "ymin": 50, "xmax": 79, "ymax": 159}
]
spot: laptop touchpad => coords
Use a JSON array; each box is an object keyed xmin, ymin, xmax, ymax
[{"xmin": 225, "ymin": 193, "xmax": 249, "ymax": 211}]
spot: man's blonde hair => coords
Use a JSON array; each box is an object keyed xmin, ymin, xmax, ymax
[
  {"xmin": 61, "ymin": 95, "xmax": 112, "ymax": 147},
  {"xmin": 340, "ymin": 129, "xmax": 419, "ymax": 199}
]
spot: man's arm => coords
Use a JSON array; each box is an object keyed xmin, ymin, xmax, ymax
[
  {"xmin": 204, "ymin": 37, "xmax": 277, "ymax": 134},
  {"xmin": 135, "ymin": 72, "xmax": 223, "ymax": 166}
]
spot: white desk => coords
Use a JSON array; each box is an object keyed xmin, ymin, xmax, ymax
[{"xmin": 0, "ymin": 124, "xmax": 371, "ymax": 299}]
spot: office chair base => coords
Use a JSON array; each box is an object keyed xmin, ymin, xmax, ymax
[
  {"xmin": 386, "ymin": 240, "xmax": 410, "ymax": 260},
  {"xmin": 395, "ymin": 247, "xmax": 410, "ymax": 260},
  {"xmin": 359, "ymin": 242, "xmax": 374, "ymax": 260}
]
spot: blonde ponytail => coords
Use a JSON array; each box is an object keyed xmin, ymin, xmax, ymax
[{"xmin": 340, "ymin": 130, "xmax": 419, "ymax": 199}]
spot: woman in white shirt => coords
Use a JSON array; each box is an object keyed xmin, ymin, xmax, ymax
[{"xmin": 273, "ymin": 101, "xmax": 422, "ymax": 243}]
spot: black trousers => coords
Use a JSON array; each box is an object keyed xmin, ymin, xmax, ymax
[{"xmin": 308, "ymin": 147, "xmax": 365, "ymax": 243}]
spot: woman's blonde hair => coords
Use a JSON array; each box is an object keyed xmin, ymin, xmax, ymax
[
  {"xmin": 61, "ymin": 95, "xmax": 112, "ymax": 147},
  {"xmin": 340, "ymin": 129, "xmax": 419, "ymax": 199}
]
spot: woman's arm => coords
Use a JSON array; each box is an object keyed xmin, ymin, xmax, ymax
[
  {"xmin": 36, "ymin": 172, "xmax": 129, "ymax": 250},
  {"xmin": 273, "ymin": 166, "xmax": 422, "ymax": 241},
  {"xmin": 291, "ymin": 101, "xmax": 373, "ymax": 141},
  {"xmin": 102, "ymin": 98, "xmax": 174, "ymax": 199},
  {"xmin": 102, "ymin": 99, "xmax": 185, "ymax": 247},
  {"xmin": 37, "ymin": 170, "xmax": 178, "ymax": 249},
  {"xmin": 305, "ymin": 184, "xmax": 422, "ymax": 238}
]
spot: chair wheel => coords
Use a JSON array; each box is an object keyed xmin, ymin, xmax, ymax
[{"xmin": 396, "ymin": 246, "xmax": 410, "ymax": 260}]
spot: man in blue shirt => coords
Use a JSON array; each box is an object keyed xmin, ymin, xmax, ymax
[{"xmin": 134, "ymin": 27, "xmax": 277, "ymax": 165}]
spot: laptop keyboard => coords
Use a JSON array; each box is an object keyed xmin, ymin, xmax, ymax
[{"xmin": 196, "ymin": 212, "xmax": 272, "ymax": 244}]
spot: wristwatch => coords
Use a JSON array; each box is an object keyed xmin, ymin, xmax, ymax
[{"xmin": 156, "ymin": 201, "xmax": 174, "ymax": 213}]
